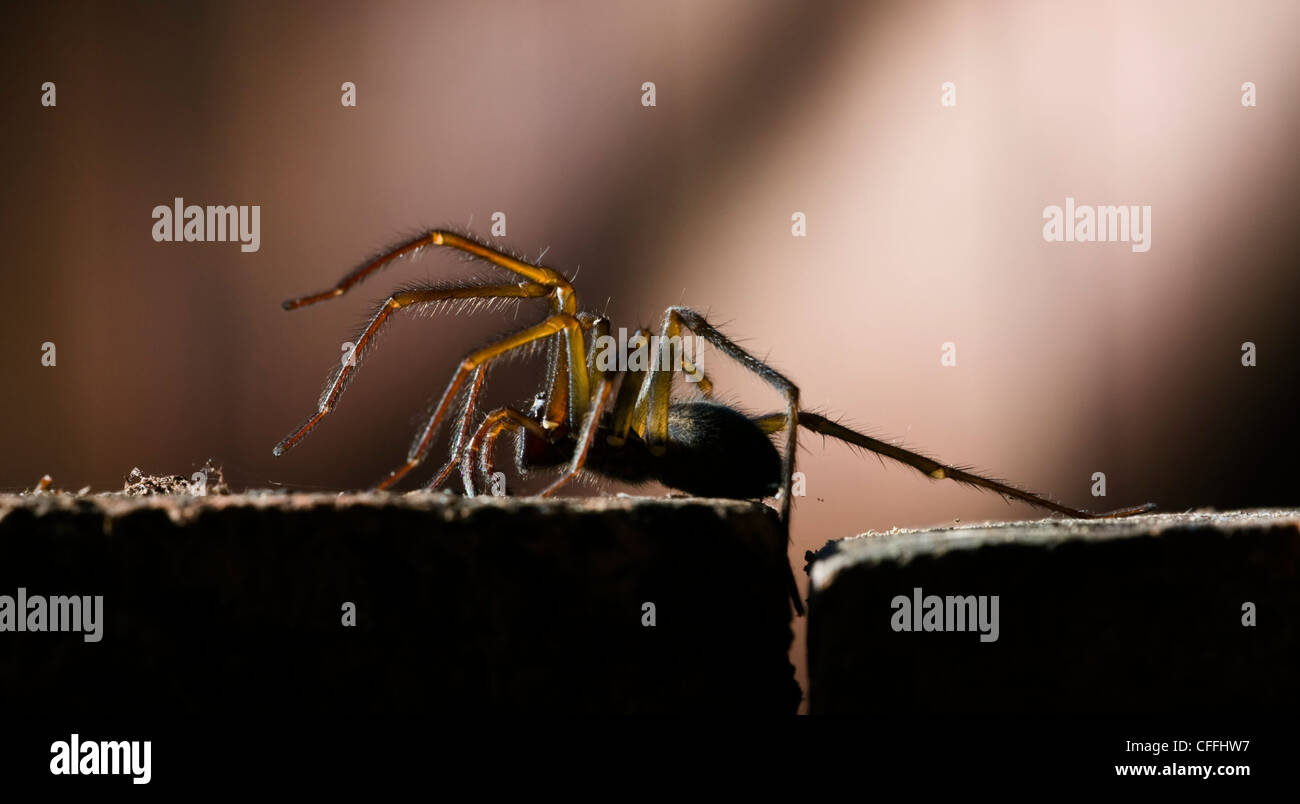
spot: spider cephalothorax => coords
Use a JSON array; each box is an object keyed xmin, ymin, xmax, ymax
[{"xmin": 273, "ymin": 229, "xmax": 1153, "ymax": 529}]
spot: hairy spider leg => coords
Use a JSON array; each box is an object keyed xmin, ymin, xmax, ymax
[
  {"xmin": 427, "ymin": 311, "xmax": 607, "ymax": 492},
  {"xmin": 752, "ymin": 411, "xmax": 1155, "ymax": 519},
  {"xmin": 460, "ymin": 408, "xmax": 550, "ymax": 496},
  {"xmin": 536, "ymin": 330, "xmax": 570, "ymax": 435},
  {"xmin": 605, "ymin": 324, "xmax": 716, "ymax": 448},
  {"xmin": 535, "ymin": 313, "xmax": 606, "ymax": 439},
  {"xmin": 638, "ymin": 307, "xmax": 800, "ymax": 524},
  {"xmin": 581, "ymin": 314, "xmax": 611, "ymax": 377},
  {"xmin": 281, "ymin": 230, "xmax": 584, "ymax": 434},
  {"xmin": 422, "ymin": 366, "xmax": 487, "ymax": 491},
  {"xmin": 626, "ymin": 335, "xmax": 715, "ymax": 429},
  {"xmin": 273, "ymin": 283, "xmax": 549, "ymax": 457},
  {"xmin": 531, "ymin": 311, "xmax": 612, "ymax": 449},
  {"xmin": 376, "ymin": 313, "xmax": 586, "ymax": 490},
  {"xmin": 539, "ymin": 370, "xmax": 617, "ymax": 497},
  {"xmin": 429, "ymin": 309, "xmax": 607, "ymax": 492},
  {"xmin": 460, "ymin": 317, "xmax": 614, "ymax": 495},
  {"xmin": 606, "ymin": 328, "xmax": 653, "ymax": 446},
  {"xmin": 282, "ymin": 230, "xmax": 577, "ymax": 313}
]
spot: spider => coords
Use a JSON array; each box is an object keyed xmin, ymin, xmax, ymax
[{"xmin": 272, "ymin": 230, "xmax": 1154, "ymax": 608}]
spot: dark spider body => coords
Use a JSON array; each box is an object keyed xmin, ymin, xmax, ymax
[{"xmin": 519, "ymin": 401, "xmax": 783, "ymax": 500}]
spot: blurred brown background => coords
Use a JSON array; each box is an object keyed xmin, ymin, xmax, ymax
[{"xmin": 3, "ymin": 0, "xmax": 1299, "ymax": 711}]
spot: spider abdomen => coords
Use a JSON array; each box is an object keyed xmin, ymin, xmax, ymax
[
  {"xmin": 565, "ymin": 401, "xmax": 782, "ymax": 500},
  {"xmin": 652, "ymin": 401, "xmax": 783, "ymax": 500}
]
